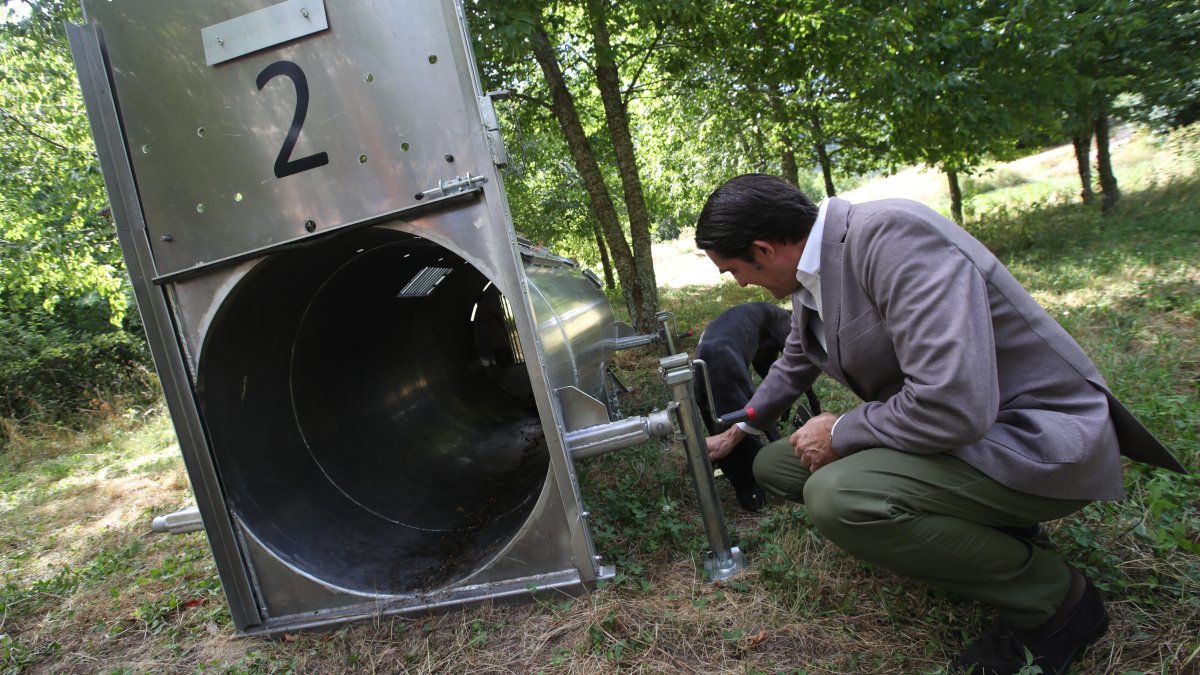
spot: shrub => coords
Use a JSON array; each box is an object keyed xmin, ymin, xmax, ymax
[
  {"xmin": 0, "ymin": 317, "xmax": 154, "ymax": 449},
  {"xmin": 963, "ymin": 167, "xmax": 1029, "ymax": 196}
]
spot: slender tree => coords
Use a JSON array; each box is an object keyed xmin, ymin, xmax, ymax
[
  {"xmin": 525, "ymin": 19, "xmax": 642, "ymax": 314},
  {"xmin": 583, "ymin": 0, "xmax": 658, "ymax": 329},
  {"xmin": 471, "ymin": 1, "xmax": 663, "ymax": 331}
]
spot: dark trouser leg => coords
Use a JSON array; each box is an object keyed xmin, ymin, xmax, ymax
[
  {"xmin": 753, "ymin": 441, "xmax": 1089, "ymax": 628},
  {"xmin": 715, "ymin": 435, "xmax": 766, "ymax": 512}
]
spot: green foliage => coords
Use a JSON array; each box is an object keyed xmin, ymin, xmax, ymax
[
  {"xmin": 873, "ymin": 1, "xmax": 1063, "ymax": 177},
  {"xmin": 1, "ymin": 1, "xmax": 126, "ymax": 323},
  {"xmin": 1107, "ymin": 0, "xmax": 1200, "ymax": 129},
  {"xmin": 1164, "ymin": 123, "xmax": 1200, "ymax": 173},
  {"xmin": 580, "ymin": 442, "xmax": 703, "ymax": 586},
  {"xmin": 0, "ymin": 313, "xmax": 153, "ymax": 443},
  {"xmin": 656, "ymin": 0, "xmax": 892, "ymax": 196},
  {"xmin": 740, "ymin": 505, "xmax": 819, "ymax": 596},
  {"xmin": 962, "ymin": 168, "xmax": 1030, "ymax": 196},
  {"xmin": 496, "ymin": 107, "xmax": 606, "ymax": 267},
  {"xmin": 1, "ymin": 2, "xmax": 152, "ymax": 443},
  {"xmin": 0, "ymin": 632, "xmax": 59, "ymax": 674},
  {"xmin": 0, "ymin": 538, "xmax": 144, "ymax": 625},
  {"xmin": 469, "ymin": 0, "xmax": 1200, "ymax": 255}
]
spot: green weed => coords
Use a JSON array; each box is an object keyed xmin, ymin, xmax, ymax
[{"xmin": 579, "ymin": 442, "xmax": 704, "ymax": 589}]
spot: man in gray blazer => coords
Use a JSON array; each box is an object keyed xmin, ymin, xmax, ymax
[{"xmin": 696, "ymin": 173, "xmax": 1185, "ymax": 675}]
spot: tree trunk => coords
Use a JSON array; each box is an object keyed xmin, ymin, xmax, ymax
[
  {"xmin": 810, "ymin": 114, "xmax": 836, "ymax": 197},
  {"xmin": 946, "ymin": 169, "xmax": 964, "ymax": 225},
  {"xmin": 780, "ymin": 146, "xmax": 799, "ymax": 187},
  {"xmin": 592, "ymin": 221, "xmax": 616, "ymax": 289},
  {"xmin": 528, "ymin": 22, "xmax": 640, "ymax": 318},
  {"xmin": 815, "ymin": 142, "xmax": 836, "ymax": 197},
  {"xmin": 1071, "ymin": 103, "xmax": 1095, "ymax": 205},
  {"xmin": 1072, "ymin": 133, "xmax": 1094, "ymax": 205},
  {"xmin": 1094, "ymin": 109, "xmax": 1120, "ymax": 214},
  {"xmin": 585, "ymin": 0, "xmax": 659, "ymax": 332},
  {"xmin": 768, "ymin": 95, "xmax": 799, "ymax": 186}
]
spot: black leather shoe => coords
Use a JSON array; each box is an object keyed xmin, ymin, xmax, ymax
[{"xmin": 955, "ymin": 569, "xmax": 1109, "ymax": 674}]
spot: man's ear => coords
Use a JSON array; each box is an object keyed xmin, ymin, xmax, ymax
[{"xmin": 749, "ymin": 240, "xmax": 775, "ymax": 261}]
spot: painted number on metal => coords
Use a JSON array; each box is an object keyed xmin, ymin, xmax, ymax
[{"xmin": 255, "ymin": 60, "xmax": 329, "ymax": 179}]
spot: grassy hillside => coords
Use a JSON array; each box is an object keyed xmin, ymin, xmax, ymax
[{"xmin": 2, "ymin": 126, "xmax": 1197, "ymax": 673}]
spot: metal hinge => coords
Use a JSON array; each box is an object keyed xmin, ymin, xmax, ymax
[{"xmin": 479, "ymin": 90, "xmax": 510, "ymax": 167}]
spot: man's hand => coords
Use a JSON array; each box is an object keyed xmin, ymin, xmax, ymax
[
  {"xmin": 791, "ymin": 412, "xmax": 839, "ymax": 472},
  {"xmin": 706, "ymin": 425, "xmax": 747, "ymax": 461}
]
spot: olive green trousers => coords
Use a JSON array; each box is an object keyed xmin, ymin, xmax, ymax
[{"xmin": 753, "ymin": 439, "xmax": 1091, "ymax": 628}]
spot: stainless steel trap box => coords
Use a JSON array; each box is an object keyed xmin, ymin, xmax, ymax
[{"xmin": 66, "ymin": 0, "xmax": 655, "ymax": 635}]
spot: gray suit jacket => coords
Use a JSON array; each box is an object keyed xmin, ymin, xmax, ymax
[{"xmin": 747, "ymin": 198, "xmax": 1185, "ymax": 501}]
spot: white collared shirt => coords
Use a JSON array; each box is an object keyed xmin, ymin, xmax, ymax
[
  {"xmin": 796, "ymin": 199, "xmax": 830, "ymax": 352},
  {"xmin": 797, "ymin": 198, "xmax": 844, "ymax": 440}
]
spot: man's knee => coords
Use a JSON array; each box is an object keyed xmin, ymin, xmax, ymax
[
  {"xmin": 752, "ymin": 440, "xmax": 805, "ymax": 502},
  {"xmin": 801, "ymin": 461, "xmax": 885, "ymax": 542}
]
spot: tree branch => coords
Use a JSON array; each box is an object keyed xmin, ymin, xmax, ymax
[
  {"xmin": 622, "ymin": 24, "xmax": 666, "ymax": 106},
  {"xmin": 0, "ymin": 105, "xmax": 71, "ymax": 152},
  {"xmin": 505, "ymin": 91, "xmax": 554, "ymax": 113}
]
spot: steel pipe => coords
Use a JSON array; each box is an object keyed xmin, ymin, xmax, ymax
[
  {"xmin": 566, "ymin": 409, "xmax": 675, "ymax": 460},
  {"xmin": 659, "ymin": 354, "xmax": 745, "ymax": 581},
  {"xmin": 150, "ymin": 506, "xmax": 204, "ymax": 534}
]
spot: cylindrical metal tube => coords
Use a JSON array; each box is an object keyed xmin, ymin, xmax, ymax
[
  {"xmin": 611, "ymin": 334, "xmax": 660, "ymax": 350},
  {"xmin": 566, "ymin": 409, "xmax": 674, "ymax": 460},
  {"xmin": 150, "ymin": 506, "xmax": 205, "ymax": 534},
  {"xmin": 656, "ymin": 311, "xmax": 677, "ymax": 356},
  {"xmin": 659, "ymin": 354, "xmax": 744, "ymax": 581}
]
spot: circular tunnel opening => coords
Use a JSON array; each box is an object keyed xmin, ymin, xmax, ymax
[{"xmin": 197, "ymin": 226, "xmax": 548, "ymax": 594}]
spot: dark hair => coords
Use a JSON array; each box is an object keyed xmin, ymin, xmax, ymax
[{"xmin": 694, "ymin": 174, "xmax": 819, "ymax": 260}]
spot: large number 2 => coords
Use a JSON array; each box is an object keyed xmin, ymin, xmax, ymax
[{"xmin": 255, "ymin": 61, "xmax": 329, "ymax": 179}]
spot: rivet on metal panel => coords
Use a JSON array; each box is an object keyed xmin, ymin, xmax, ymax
[
  {"xmin": 428, "ymin": 54, "xmax": 438, "ymax": 64},
  {"xmin": 304, "ymin": 219, "xmax": 316, "ymax": 232},
  {"xmin": 414, "ymin": 193, "xmax": 424, "ymax": 200},
  {"xmin": 160, "ymin": 234, "xmax": 174, "ymax": 243},
  {"xmin": 140, "ymin": 145, "xmax": 150, "ymax": 154},
  {"xmin": 196, "ymin": 127, "xmax": 206, "ymax": 138},
  {"xmin": 235, "ymin": 193, "xmax": 244, "ymax": 202},
  {"xmin": 444, "ymin": 154, "xmax": 454, "ymax": 162},
  {"xmin": 215, "ymin": 36, "xmax": 224, "ymax": 46},
  {"xmin": 401, "ymin": 142, "xmax": 410, "ymax": 152},
  {"xmin": 301, "ymin": 8, "xmax": 310, "ymax": 18},
  {"xmin": 364, "ymin": 73, "xmax": 374, "ymax": 83},
  {"xmin": 196, "ymin": 204, "xmax": 206, "ymax": 213},
  {"xmin": 358, "ymin": 154, "xmax": 368, "ymax": 164}
]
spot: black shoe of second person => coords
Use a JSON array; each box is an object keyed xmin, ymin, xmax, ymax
[{"xmin": 733, "ymin": 481, "xmax": 766, "ymax": 512}]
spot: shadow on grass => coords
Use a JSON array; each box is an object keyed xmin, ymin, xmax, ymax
[{"xmin": 972, "ymin": 175, "xmax": 1199, "ymax": 272}]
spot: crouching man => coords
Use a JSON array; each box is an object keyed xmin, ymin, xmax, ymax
[{"xmin": 696, "ymin": 173, "xmax": 1186, "ymax": 674}]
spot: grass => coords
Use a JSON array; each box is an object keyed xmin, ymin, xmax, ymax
[{"xmin": 2, "ymin": 126, "xmax": 1198, "ymax": 673}]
